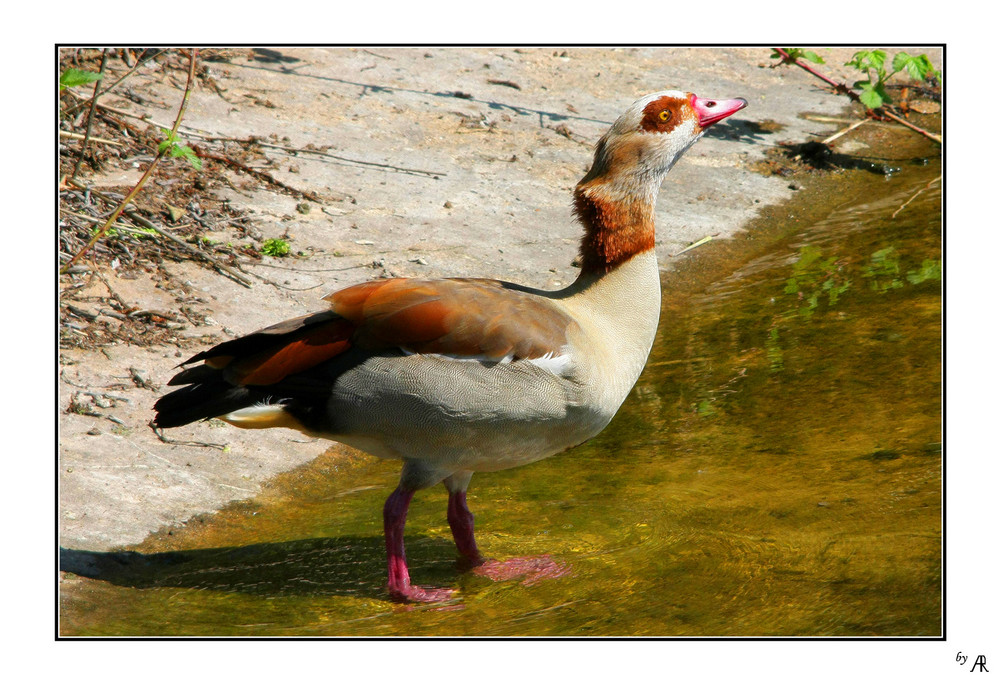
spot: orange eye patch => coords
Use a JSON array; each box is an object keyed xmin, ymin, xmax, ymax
[{"xmin": 640, "ymin": 96, "xmax": 685, "ymax": 133}]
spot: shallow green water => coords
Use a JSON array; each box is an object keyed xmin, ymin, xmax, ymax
[{"xmin": 61, "ymin": 156, "xmax": 941, "ymax": 637}]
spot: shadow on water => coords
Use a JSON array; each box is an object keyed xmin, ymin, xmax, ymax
[
  {"xmin": 60, "ymin": 535, "xmax": 456, "ymax": 600},
  {"xmin": 60, "ymin": 132, "xmax": 942, "ymax": 637}
]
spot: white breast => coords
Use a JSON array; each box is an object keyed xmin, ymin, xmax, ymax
[{"xmin": 561, "ymin": 249, "xmax": 662, "ymax": 419}]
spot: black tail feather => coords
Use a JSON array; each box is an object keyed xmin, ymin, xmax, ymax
[
  {"xmin": 166, "ymin": 364, "xmax": 224, "ymax": 387},
  {"xmin": 152, "ymin": 381, "xmax": 257, "ymax": 429},
  {"xmin": 153, "ymin": 311, "xmax": 357, "ymax": 429}
]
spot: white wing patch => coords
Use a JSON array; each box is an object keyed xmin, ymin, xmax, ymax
[
  {"xmin": 526, "ymin": 351, "xmax": 573, "ymax": 376},
  {"xmin": 401, "ymin": 347, "xmax": 573, "ymax": 377},
  {"xmin": 401, "ymin": 348, "xmax": 515, "ymax": 365}
]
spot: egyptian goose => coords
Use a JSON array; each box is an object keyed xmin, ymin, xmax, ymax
[{"xmin": 153, "ymin": 91, "xmax": 747, "ymax": 602}]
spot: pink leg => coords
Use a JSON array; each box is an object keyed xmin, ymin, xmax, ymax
[
  {"xmin": 447, "ymin": 490, "xmax": 484, "ymax": 567},
  {"xmin": 446, "ymin": 488, "xmax": 570, "ymax": 586},
  {"xmin": 383, "ymin": 486, "xmax": 454, "ymax": 603}
]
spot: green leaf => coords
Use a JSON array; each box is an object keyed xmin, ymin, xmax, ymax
[
  {"xmin": 891, "ymin": 52, "xmax": 913, "ymax": 73},
  {"xmin": 904, "ymin": 59, "xmax": 926, "ymax": 81},
  {"xmin": 262, "ymin": 238, "xmax": 291, "ymax": 257},
  {"xmin": 773, "ymin": 48, "xmax": 825, "ymax": 64},
  {"xmin": 158, "ymin": 128, "xmax": 180, "ymax": 152},
  {"xmin": 60, "ymin": 68, "xmax": 104, "ymax": 90},
  {"xmin": 911, "ymin": 54, "xmax": 937, "ymax": 81},
  {"xmin": 867, "ymin": 49, "xmax": 887, "ymax": 73},
  {"xmin": 906, "ymin": 259, "xmax": 941, "ymax": 284},
  {"xmin": 846, "ymin": 50, "xmax": 887, "ymax": 77},
  {"xmin": 157, "ymin": 128, "xmax": 202, "ymax": 169},
  {"xmin": 872, "ymin": 247, "xmax": 893, "ymax": 261},
  {"xmin": 923, "ymin": 55, "xmax": 942, "ymax": 82},
  {"xmin": 858, "ymin": 83, "xmax": 885, "ymax": 109},
  {"xmin": 892, "ymin": 52, "xmax": 931, "ymax": 81},
  {"xmin": 157, "ymin": 130, "xmax": 176, "ymax": 154},
  {"xmin": 874, "ymin": 82, "xmax": 891, "ymax": 105},
  {"xmin": 171, "ymin": 144, "xmax": 203, "ymax": 170},
  {"xmin": 794, "ymin": 245, "xmax": 823, "ymax": 270}
]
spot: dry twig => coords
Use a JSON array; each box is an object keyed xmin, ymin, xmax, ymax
[
  {"xmin": 150, "ymin": 423, "xmax": 228, "ymax": 450},
  {"xmin": 67, "ymin": 179, "xmax": 254, "ymax": 288},
  {"xmin": 61, "ymin": 49, "xmax": 201, "ymax": 274},
  {"xmin": 821, "ymin": 118, "xmax": 870, "ymax": 145},
  {"xmin": 62, "ymin": 49, "xmax": 169, "ymax": 117},
  {"xmin": 191, "ymin": 145, "xmax": 325, "ymax": 202},
  {"xmin": 671, "ymin": 234, "xmax": 716, "ymax": 257},
  {"xmin": 70, "ymin": 48, "xmax": 110, "ymax": 180},
  {"xmin": 891, "ymin": 175, "xmax": 941, "ymax": 219},
  {"xmin": 60, "ymin": 130, "xmax": 125, "ymax": 147}
]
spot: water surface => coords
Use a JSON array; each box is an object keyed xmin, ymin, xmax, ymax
[{"xmin": 60, "ymin": 151, "xmax": 942, "ymax": 637}]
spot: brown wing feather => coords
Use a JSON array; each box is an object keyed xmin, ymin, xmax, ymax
[
  {"xmin": 324, "ymin": 277, "xmax": 573, "ymax": 360},
  {"xmin": 170, "ymin": 277, "xmax": 573, "ymax": 390},
  {"xmin": 229, "ymin": 318, "xmax": 354, "ymax": 385}
]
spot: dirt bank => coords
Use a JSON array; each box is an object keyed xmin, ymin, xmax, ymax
[{"xmin": 58, "ymin": 46, "xmax": 942, "ymax": 552}]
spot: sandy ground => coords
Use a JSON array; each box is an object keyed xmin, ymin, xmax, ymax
[{"xmin": 58, "ymin": 46, "xmax": 937, "ymax": 552}]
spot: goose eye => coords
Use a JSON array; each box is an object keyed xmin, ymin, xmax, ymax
[{"xmin": 658, "ymin": 110, "xmax": 672, "ymax": 122}]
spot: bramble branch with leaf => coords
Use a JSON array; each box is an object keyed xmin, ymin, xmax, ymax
[{"xmin": 771, "ymin": 48, "xmax": 942, "ymax": 144}]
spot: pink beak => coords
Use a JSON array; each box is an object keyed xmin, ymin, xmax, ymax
[{"xmin": 690, "ymin": 94, "xmax": 748, "ymax": 128}]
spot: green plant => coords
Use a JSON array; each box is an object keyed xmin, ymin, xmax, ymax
[
  {"xmin": 861, "ymin": 246, "xmax": 904, "ymax": 292},
  {"xmin": 906, "ymin": 259, "xmax": 941, "ymax": 285},
  {"xmin": 844, "ymin": 50, "xmax": 941, "ymax": 109},
  {"xmin": 695, "ymin": 399, "xmax": 717, "ymax": 417},
  {"xmin": 783, "ymin": 245, "xmax": 851, "ymax": 318},
  {"xmin": 861, "ymin": 247, "xmax": 941, "ymax": 291},
  {"xmin": 158, "ymin": 129, "xmax": 202, "ymax": 170},
  {"xmin": 60, "ymin": 68, "xmax": 103, "ymax": 90},
  {"xmin": 765, "ymin": 326, "xmax": 784, "ymax": 373},
  {"xmin": 262, "ymin": 238, "xmax": 291, "ymax": 257}
]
